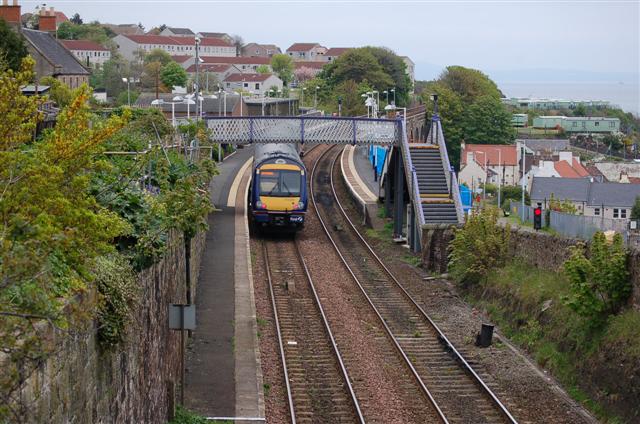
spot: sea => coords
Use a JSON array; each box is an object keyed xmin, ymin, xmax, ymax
[{"xmin": 497, "ymin": 82, "xmax": 640, "ymax": 116}]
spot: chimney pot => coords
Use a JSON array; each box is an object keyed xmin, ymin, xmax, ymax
[
  {"xmin": 2, "ymin": 1, "xmax": 8, "ymax": 7},
  {"xmin": 12, "ymin": 0, "xmax": 17, "ymax": 5}
]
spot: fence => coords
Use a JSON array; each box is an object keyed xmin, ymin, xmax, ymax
[{"xmin": 510, "ymin": 201, "xmax": 630, "ymax": 243}]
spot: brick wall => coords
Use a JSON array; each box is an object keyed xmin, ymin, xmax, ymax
[{"xmin": 16, "ymin": 231, "xmax": 207, "ymax": 423}]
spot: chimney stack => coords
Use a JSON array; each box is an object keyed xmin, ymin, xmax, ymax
[
  {"xmin": 0, "ymin": 0, "xmax": 21, "ymax": 29},
  {"xmin": 39, "ymin": 5, "xmax": 56, "ymax": 32}
]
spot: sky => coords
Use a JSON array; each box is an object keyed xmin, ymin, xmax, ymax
[{"xmin": 22, "ymin": 0, "xmax": 640, "ymax": 83}]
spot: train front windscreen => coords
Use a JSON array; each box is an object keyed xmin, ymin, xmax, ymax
[{"xmin": 259, "ymin": 169, "xmax": 302, "ymax": 197}]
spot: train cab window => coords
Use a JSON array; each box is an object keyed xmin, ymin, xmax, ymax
[{"xmin": 260, "ymin": 170, "xmax": 301, "ymax": 196}]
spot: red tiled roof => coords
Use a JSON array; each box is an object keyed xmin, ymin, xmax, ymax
[
  {"xmin": 554, "ymin": 161, "xmax": 582, "ymax": 178},
  {"xmin": 224, "ymin": 73, "xmax": 273, "ymax": 82},
  {"xmin": 628, "ymin": 177, "xmax": 640, "ymax": 184},
  {"xmin": 185, "ymin": 63, "xmax": 232, "ymax": 73},
  {"xmin": 170, "ymin": 55, "xmax": 192, "ymax": 63},
  {"xmin": 572, "ymin": 158, "xmax": 589, "ymax": 177},
  {"xmin": 461, "ymin": 144, "xmax": 518, "ymax": 166},
  {"xmin": 294, "ymin": 61, "xmax": 326, "ymax": 69},
  {"xmin": 55, "ymin": 11, "xmax": 68, "ymax": 24},
  {"xmin": 200, "ymin": 56, "xmax": 270, "ymax": 65},
  {"xmin": 61, "ymin": 40, "xmax": 109, "ymax": 51},
  {"xmin": 324, "ymin": 47, "xmax": 351, "ymax": 56},
  {"xmin": 287, "ymin": 43, "xmax": 320, "ymax": 52},
  {"xmin": 123, "ymin": 34, "xmax": 232, "ymax": 47}
]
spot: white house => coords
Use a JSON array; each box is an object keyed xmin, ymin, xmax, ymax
[
  {"xmin": 458, "ymin": 143, "xmax": 521, "ymax": 191},
  {"xmin": 223, "ymin": 73, "xmax": 282, "ymax": 96},
  {"xmin": 113, "ymin": 34, "xmax": 236, "ymax": 61},
  {"xmin": 323, "ymin": 47, "xmax": 351, "ymax": 62},
  {"xmin": 60, "ymin": 40, "xmax": 111, "ymax": 67},
  {"xmin": 286, "ymin": 43, "xmax": 327, "ymax": 61}
]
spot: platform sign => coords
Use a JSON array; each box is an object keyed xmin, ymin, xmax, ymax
[{"xmin": 169, "ymin": 304, "xmax": 196, "ymax": 330}]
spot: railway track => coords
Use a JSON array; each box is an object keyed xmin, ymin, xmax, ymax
[
  {"xmin": 310, "ymin": 145, "xmax": 519, "ymax": 424},
  {"xmin": 262, "ymin": 237, "xmax": 364, "ymax": 424}
]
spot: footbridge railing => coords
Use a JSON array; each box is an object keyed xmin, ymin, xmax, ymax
[{"xmin": 205, "ymin": 116, "xmax": 400, "ymax": 146}]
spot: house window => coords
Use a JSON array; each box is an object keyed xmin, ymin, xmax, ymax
[
  {"xmin": 255, "ymin": 83, "xmax": 260, "ymax": 89},
  {"xmin": 613, "ymin": 208, "xmax": 619, "ymax": 218},
  {"xmin": 621, "ymin": 209, "xmax": 627, "ymax": 218},
  {"xmin": 243, "ymin": 83, "xmax": 248, "ymax": 88},
  {"xmin": 582, "ymin": 121, "xmax": 586, "ymax": 128},
  {"xmin": 610, "ymin": 121, "xmax": 616, "ymax": 128},
  {"xmin": 572, "ymin": 121, "xmax": 577, "ymax": 127},
  {"xmin": 595, "ymin": 121, "xmax": 599, "ymax": 126},
  {"xmin": 594, "ymin": 208, "xmax": 600, "ymax": 216}
]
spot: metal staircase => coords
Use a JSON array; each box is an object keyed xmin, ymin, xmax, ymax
[{"xmin": 410, "ymin": 145, "xmax": 460, "ymax": 224}]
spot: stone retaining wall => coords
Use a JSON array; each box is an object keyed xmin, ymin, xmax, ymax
[
  {"xmin": 421, "ymin": 225, "xmax": 640, "ymax": 308},
  {"xmin": 17, "ymin": 231, "xmax": 207, "ymax": 423}
]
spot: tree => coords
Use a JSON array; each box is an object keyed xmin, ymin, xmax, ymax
[
  {"xmin": 294, "ymin": 66, "xmax": 316, "ymax": 83},
  {"xmin": 144, "ymin": 48, "xmax": 172, "ymax": 66},
  {"xmin": 438, "ymin": 66, "xmax": 502, "ymax": 102},
  {"xmin": 160, "ymin": 61, "xmax": 187, "ymax": 90},
  {"xmin": 323, "ymin": 48, "xmax": 393, "ymax": 90},
  {"xmin": 421, "ymin": 67, "xmax": 513, "ymax": 169},
  {"xmin": 40, "ymin": 76, "xmax": 76, "ymax": 108},
  {"xmin": 270, "ymin": 53, "xmax": 294, "ymax": 86},
  {"xmin": 0, "ymin": 18, "xmax": 28, "ymax": 71},
  {"xmin": 231, "ymin": 34, "xmax": 243, "ymax": 57},
  {"xmin": 70, "ymin": 13, "xmax": 83, "ymax": 25},
  {"xmin": 462, "ymin": 95, "xmax": 516, "ymax": 145},
  {"xmin": 256, "ymin": 64, "xmax": 270, "ymax": 74},
  {"xmin": 361, "ymin": 46, "xmax": 412, "ymax": 106},
  {"xmin": 335, "ymin": 80, "xmax": 366, "ymax": 117}
]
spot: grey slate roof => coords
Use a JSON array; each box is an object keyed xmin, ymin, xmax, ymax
[
  {"xmin": 531, "ymin": 176, "xmax": 640, "ymax": 207},
  {"xmin": 588, "ymin": 183, "xmax": 640, "ymax": 207},
  {"xmin": 22, "ymin": 29, "xmax": 89, "ymax": 75},
  {"xmin": 167, "ymin": 27, "xmax": 194, "ymax": 35},
  {"xmin": 531, "ymin": 177, "xmax": 590, "ymax": 203},
  {"xmin": 520, "ymin": 139, "xmax": 569, "ymax": 153}
]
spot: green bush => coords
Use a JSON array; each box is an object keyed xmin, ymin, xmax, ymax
[
  {"xmin": 563, "ymin": 232, "xmax": 630, "ymax": 326},
  {"xmin": 94, "ymin": 254, "xmax": 139, "ymax": 349},
  {"xmin": 169, "ymin": 406, "xmax": 208, "ymax": 424},
  {"xmin": 449, "ymin": 208, "xmax": 510, "ymax": 286}
]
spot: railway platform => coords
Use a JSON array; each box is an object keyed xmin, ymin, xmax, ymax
[{"xmin": 185, "ymin": 146, "xmax": 265, "ymax": 423}]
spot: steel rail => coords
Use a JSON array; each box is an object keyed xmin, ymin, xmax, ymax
[
  {"xmin": 310, "ymin": 145, "xmax": 450, "ymax": 424},
  {"xmin": 262, "ymin": 241, "xmax": 296, "ymax": 424},
  {"xmin": 293, "ymin": 238, "xmax": 366, "ymax": 424},
  {"xmin": 326, "ymin": 145, "xmax": 519, "ymax": 424},
  {"xmin": 262, "ymin": 236, "xmax": 365, "ymax": 424}
]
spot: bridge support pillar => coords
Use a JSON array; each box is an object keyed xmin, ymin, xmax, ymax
[
  {"xmin": 384, "ymin": 150, "xmax": 392, "ymax": 218},
  {"xmin": 393, "ymin": 149, "xmax": 404, "ymax": 239}
]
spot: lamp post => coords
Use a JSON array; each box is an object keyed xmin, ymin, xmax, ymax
[
  {"xmin": 194, "ymin": 36, "xmax": 201, "ymax": 121},
  {"xmin": 475, "ymin": 151, "xmax": 488, "ymax": 202},
  {"xmin": 383, "ymin": 90, "xmax": 388, "ymax": 106},
  {"xmin": 122, "ymin": 77, "xmax": 138, "ymax": 107},
  {"xmin": 495, "ymin": 148, "xmax": 502, "ymax": 208},
  {"xmin": 301, "ymin": 86, "xmax": 307, "ymax": 108},
  {"xmin": 314, "ymin": 85, "xmax": 319, "ymax": 109},
  {"xmin": 521, "ymin": 140, "xmax": 527, "ymax": 221},
  {"xmin": 390, "ymin": 87, "xmax": 396, "ymax": 105}
]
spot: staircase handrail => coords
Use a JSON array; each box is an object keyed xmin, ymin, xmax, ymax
[
  {"xmin": 432, "ymin": 118, "xmax": 465, "ymax": 224},
  {"xmin": 398, "ymin": 119, "xmax": 426, "ymax": 233}
]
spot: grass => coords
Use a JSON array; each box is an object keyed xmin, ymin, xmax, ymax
[
  {"xmin": 263, "ymin": 383, "xmax": 271, "ymax": 396},
  {"xmin": 169, "ymin": 406, "xmax": 229, "ymax": 424},
  {"xmin": 365, "ymin": 222, "xmax": 394, "ymax": 241},
  {"xmin": 402, "ymin": 254, "xmax": 421, "ymax": 267},
  {"xmin": 467, "ymin": 259, "xmax": 632, "ymax": 423}
]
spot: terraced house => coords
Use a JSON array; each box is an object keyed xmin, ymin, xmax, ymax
[{"xmin": 113, "ymin": 34, "xmax": 236, "ymax": 61}]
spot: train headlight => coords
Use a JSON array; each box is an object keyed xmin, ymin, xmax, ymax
[
  {"xmin": 295, "ymin": 201, "xmax": 305, "ymax": 210},
  {"xmin": 256, "ymin": 200, "xmax": 267, "ymax": 209}
]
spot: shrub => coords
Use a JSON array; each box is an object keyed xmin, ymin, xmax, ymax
[
  {"xmin": 563, "ymin": 232, "xmax": 630, "ymax": 326},
  {"xmin": 448, "ymin": 208, "xmax": 510, "ymax": 286},
  {"xmin": 94, "ymin": 255, "xmax": 139, "ymax": 349}
]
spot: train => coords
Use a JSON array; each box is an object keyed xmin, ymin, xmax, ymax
[{"xmin": 249, "ymin": 143, "xmax": 308, "ymax": 232}]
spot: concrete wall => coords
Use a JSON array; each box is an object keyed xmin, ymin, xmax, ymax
[{"xmin": 15, "ymin": 230, "xmax": 206, "ymax": 423}]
